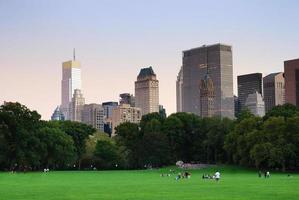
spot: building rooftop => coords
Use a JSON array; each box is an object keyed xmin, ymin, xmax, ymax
[
  {"xmin": 263, "ymin": 72, "xmax": 282, "ymax": 79},
  {"xmin": 183, "ymin": 43, "xmax": 232, "ymax": 53},
  {"xmin": 137, "ymin": 66, "xmax": 156, "ymax": 78}
]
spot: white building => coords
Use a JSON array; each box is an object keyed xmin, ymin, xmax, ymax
[
  {"xmin": 61, "ymin": 50, "xmax": 81, "ymax": 120},
  {"xmin": 69, "ymin": 89, "xmax": 85, "ymax": 122},
  {"xmin": 245, "ymin": 91, "xmax": 265, "ymax": 117}
]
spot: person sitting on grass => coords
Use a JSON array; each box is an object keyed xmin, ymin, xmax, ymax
[{"xmin": 215, "ymin": 171, "xmax": 220, "ymax": 182}]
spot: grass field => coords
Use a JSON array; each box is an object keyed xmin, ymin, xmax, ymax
[{"xmin": 0, "ymin": 166, "xmax": 298, "ymax": 200}]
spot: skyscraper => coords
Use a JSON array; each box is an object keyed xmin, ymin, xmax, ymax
[
  {"xmin": 245, "ymin": 91, "xmax": 265, "ymax": 117},
  {"xmin": 135, "ymin": 66, "xmax": 159, "ymax": 115},
  {"xmin": 263, "ymin": 72, "xmax": 285, "ymax": 113},
  {"xmin": 181, "ymin": 44, "xmax": 234, "ymax": 118},
  {"xmin": 61, "ymin": 50, "xmax": 81, "ymax": 119},
  {"xmin": 82, "ymin": 104, "xmax": 104, "ymax": 131},
  {"xmin": 176, "ymin": 66, "xmax": 183, "ymax": 112},
  {"xmin": 69, "ymin": 89, "xmax": 85, "ymax": 122},
  {"xmin": 284, "ymin": 58, "xmax": 299, "ymax": 106},
  {"xmin": 237, "ymin": 73, "xmax": 263, "ymax": 111}
]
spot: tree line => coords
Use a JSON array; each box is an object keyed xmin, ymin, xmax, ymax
[{"xmin": 1, "ymin": 102, "xmax": 299, "ymax": 171}]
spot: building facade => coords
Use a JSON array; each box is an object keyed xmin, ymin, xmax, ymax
[
  {"xmin": 284, "ymin": 58, "xmax": 299, "ymax": 106},
  {"xmin": 102, "ymin": 101, "xmax": 118, "ymax": 136},
  {"xmin": 69, "ymin": 89, "xmax": 85, "ymax": 122},
  {"xmin": 111, "ymin": 104, "xmax": 141, "ymax": 136},
  {"xmin": 237, "ymin": 73, "xmax": 263, "ymax": 111},
  {"xmin": 181, "ymin": 43, "xmax": 234, "ymax": 118},
  {"xmin": 176, "ymin": 66, "xmax": 183, "ymax": 112},
  {"xmin": 245, "ymin": 91, "xmax": 265, "ymax": 117},
  {"xmin": 61, "ymin": 52, "xmax": 81, "ymax": 119},
  {"xmin": 82, "ymin": 104, "xmax": 104, "ymax": 131},
  {"xmin": 135, "ymin": 66, "xmax": 159, "ymax": 115},
  {"xmin": 263, "ymin": 72, "xmax": 285, "ymax": 113},
  {"xmin": 199, "ymin": 74, "xmax": 215, "ymax": 117},
  {"xmin": 234, "ymin": 95, "xmax": 240, "ymax": 117}
]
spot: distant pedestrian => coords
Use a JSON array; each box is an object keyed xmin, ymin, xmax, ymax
[
  {"xmin": 258, "ymin": 170, "xmax": 262, "ymax": 178},
  {"xmin": 264, "ymin": 171, "xmax": 267, "ymax": 178},
  {"xmin": 215, "ymin": 171, "xmax": 220, "ymax": 182},
  {"xmin": 266, "ymin": 171, "xmax": 270, "ymax": 178}
]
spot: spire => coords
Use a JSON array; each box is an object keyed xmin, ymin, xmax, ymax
[{"xmin": 73, "ymin": 48, "xmax": 76, "ymax": 61}]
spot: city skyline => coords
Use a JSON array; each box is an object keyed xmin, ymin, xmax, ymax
[{"xmin": 1, "ymin": 0, "xmax": 299, "ymax": 119}]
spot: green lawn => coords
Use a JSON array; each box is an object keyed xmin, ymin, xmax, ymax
[{"xmin": 0, "ymin": 166, "xmax": 298, "ymax": 200}]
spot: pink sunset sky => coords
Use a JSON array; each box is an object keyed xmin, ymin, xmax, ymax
[{"xmin": 1, "ymin": 0, "xmax": 299, "ymax": 119}]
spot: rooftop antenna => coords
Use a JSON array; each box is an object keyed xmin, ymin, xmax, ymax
[{"xmin": 73, "ymin": 48, "xmax": 76, "ymax": 61}]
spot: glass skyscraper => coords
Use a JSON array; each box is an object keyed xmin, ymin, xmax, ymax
[{"xmin": 61, "ymin": 52, "xmax": 81, "ymax": 120}]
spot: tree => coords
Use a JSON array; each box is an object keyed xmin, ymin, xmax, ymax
[
  {"xmin": 37, "ymin": 127, "xmax": 75, "ymax": 169},
  {"xmin": 53, "ymin": 121, "xmax": 96, "ymax": 169},
  {"xmin": 264, "ymin": 103, "xmax": 299, "ymax": 120},
  {"xmin": 94, "ymin": 140, "xmax": 119, "ymax": 169},
  {"xmin": 115, "ymin": 122, "xmax": 141, "ymax": 168}
]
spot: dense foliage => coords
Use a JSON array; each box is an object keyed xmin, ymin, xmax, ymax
[
  {"xmin": 1, "ymin": 102, "xmax": 299, "ymax": 171},
  {"xmin": 0, "ymin": 102, "xmax": 95, "ymax": 171}
]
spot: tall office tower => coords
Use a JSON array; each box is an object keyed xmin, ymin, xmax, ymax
[
  {"xmin": 176, "ymin": 66, "xmax": 183, "ymax": 112},
  {"xmin": 245, "ymin": 91, "xmax": 265, "ymax": 117},
  {"xmin": 199, "ymin": 74, "xmax": 215, "ymax": 117},
  {"xmin": 135, "ymin": 66, "xmax": 159, "ymax": 115},
  {"xmin": 284, "ymin": 58, "xmax": 299, "ymax": 106},
  {"xmin": 51, "ymin": 106, "xmax": 65, "ymax": 121},
  {"xmin": 61, "ymin": 50, "xmax": 81, "ymax": 119},
  {"xmin": 82, "ymin": 104, "xmax": 104, "ymax": 131},
  {"xmin": 119, "ymin": 93, "xmax": 135, "ymax": 107},
  {"xmin": 263, "ymin": 72, "xmax": 285, "ymax": 113},
  {"xmin": 102, "ymin": 101, "xmax": 118, "ymax": 136},
  {"xmin": 237, "ymin": 73, "xmax": 263, "ymax": 111},
  {"xmin": 69, "ymin": 89, "xmax": 85, "ymax": 122},
  {"xmin": 181, "ymin": 44, "xmax": 234, "ymax": 118},
  {"xmin": 111, "ymin": 104, "xmax": 141, "ymax": 136}
]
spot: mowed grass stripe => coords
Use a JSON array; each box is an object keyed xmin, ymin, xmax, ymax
[{"xmin": 0, "ymin": 166, "xmax": 298, "ymax": 200}]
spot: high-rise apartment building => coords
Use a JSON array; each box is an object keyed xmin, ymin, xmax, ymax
[
  {"xmin": 237, "ymin": 73, "xmax": 263, "ymax": 111},
  {"xmin": 135, "ymin": 66, "xmax": 159, "ymax": 115},
  {"xmin": 245, "ymin": 91, "xmax": 265, "ymax": 117},
  {"xmin": 82, "ymin": 104, "xmax": 104, "ymax": 131},
  {"xmin": 111, "ymin": 104, "xmax": 141, "ymax": 136},
  {"xmin": 61, "ymin": 50, "xmax": 81, "ymax": 119},
  {"xmin": 263, "ymin": 72, "xmax": 285, "ymax": 113},
  {"xmin": 176, "ymin": 66, "xmax": 183, "ymax": 112},
  {"xmin": 284, "ymin": 58, "xmax": 299, "ymax": 106},
  {"xmin": 69, "ymin": 89, "xmax": 85, "ymax": 122},
  {"xmin": 181, "ymin": 44, "xmax": 234, "ymax": 118}
]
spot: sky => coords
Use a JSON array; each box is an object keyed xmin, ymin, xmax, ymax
[{"xmin": 0, "ymin": 0, "xmax": 299, "ymax": 120}]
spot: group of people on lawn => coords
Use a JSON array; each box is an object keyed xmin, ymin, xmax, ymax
[{"xmin": 202, "ymin": 171, "xmax": 221, "ymax": 181}]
